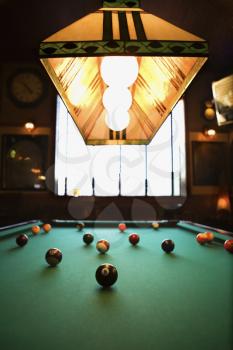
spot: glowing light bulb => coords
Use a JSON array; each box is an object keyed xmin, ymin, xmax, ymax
[
  {"xmin": 101, "ymin": 56, "xmax": 137, "ymax": 130},
  {"xmin": 102, "ymin": 87, "xmax": 132, "ymax": 112},
  {"xmin": 101, "ymin": 56, "xmax": 139, "ymax": 87},
  {"xmin": 105, "ymin": 108, "xmax": 130, "ymax": 131},
  {"xmin": 204, "ymin": 128, "xmax": 216, "ymax": 137},
  {"xmin": 24, "ymin": 122, "xmax": 35, "ymax": 132}
]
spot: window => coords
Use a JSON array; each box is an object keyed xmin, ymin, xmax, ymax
[{"xmin": 55, "ymin": 96, "xmax": 186, "ymax": 198}]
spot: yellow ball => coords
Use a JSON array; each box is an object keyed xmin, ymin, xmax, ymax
[{"xmin": 152, "ymin": 222, "xmax": 159, "ymax": 229}]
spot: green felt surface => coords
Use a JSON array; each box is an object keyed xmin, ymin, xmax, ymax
[{"xmin": 0, "ymin": 222, "xmax": 232, "ymax": 350}]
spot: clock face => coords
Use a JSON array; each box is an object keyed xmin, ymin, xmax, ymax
[{"xmin": 8, "ymin": 69, "xmax": 46, "ymax": 107}]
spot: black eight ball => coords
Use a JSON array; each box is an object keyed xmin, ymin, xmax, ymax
[
  {"xmin": 95, "ymin": 264, "xmax": 118, "ymax": 287},
  {"xmin": 161, "ymin": 239, "xmax": 175, "ymax": 253}
]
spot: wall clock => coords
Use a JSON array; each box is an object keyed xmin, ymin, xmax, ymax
[{"xmin": 7, "ymin": 68, "xmax": 46, "ymax": 107}]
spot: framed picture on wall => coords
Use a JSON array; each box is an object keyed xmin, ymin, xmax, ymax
[
  {"xmin": 212, "ymin": 74, "xmax": 233, "ymax": 126},
  {"xmin": 189, "ymin": 132, "xmax": 229, "ymax": 194},
  {"xmin": 1, "ymin": 133, "xmax": 49, "ymax": 190}
]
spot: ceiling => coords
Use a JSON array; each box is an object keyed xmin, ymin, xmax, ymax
[{"xmin": 0, "ymin": 0, "xmax": 232, "ymax": 77}]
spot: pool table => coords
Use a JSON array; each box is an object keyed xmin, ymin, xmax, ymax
[{"xmin": 0, "ymin": 220, "xmax": 232, "ymax": 350}]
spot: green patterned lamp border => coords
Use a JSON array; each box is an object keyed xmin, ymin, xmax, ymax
[
  {"xmin": 40, "ymin": 40, "xmax": 208, "ymax": 58},
  {"xmin": 103, "ymin": 0, "xmax": 140, "ymax": 8}
]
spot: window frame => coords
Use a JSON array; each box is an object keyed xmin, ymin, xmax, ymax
[{"xmin": 54, "ymin": 96, "xmax": 187, "ymax": 208}]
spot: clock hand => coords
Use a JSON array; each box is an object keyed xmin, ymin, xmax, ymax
[{"xmin": 22, "ymin": 82, "xmax": 33, "ymax": 94}]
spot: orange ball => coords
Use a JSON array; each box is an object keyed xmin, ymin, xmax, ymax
[
  {"xmin": 118, "ymin": 223, "xmax": 126, "ymax": 232},
  {"xmin": 32, "ymin": 225, "xmax": 40, "ymax": 235},
  {"xmin": 202, "ymin": 231, "xmax": 214, "ymax": 242},
  {"xmin": 196, "ymin": 233, "xmax": 207, "ymax": 245},
  {"xmin": 43, "ymin": 223, "xmax": 52, "ymax": 233}
]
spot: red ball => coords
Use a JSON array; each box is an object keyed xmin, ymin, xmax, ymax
[
  {"xmin": 118, "ymin": 223, "xmax": 126, "ymax": 232},
  {"xmin": 224, "ymin": 239, "xmax": 233, "ymax": 253},
  {"xmin": 196, "ymin": 233, "xmax": 207, "ymax": 245},
  {"xmin": 129, "ymin": 233, "xmax": 140, "ymax": 245}
]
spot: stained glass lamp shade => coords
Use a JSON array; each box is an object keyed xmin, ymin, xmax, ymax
[{"xmin": 40, "ymin": 0, "xmax": 208, "ymax": 145}]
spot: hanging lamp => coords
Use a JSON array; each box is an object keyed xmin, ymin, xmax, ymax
[{"xmin": 40, "ymin": 0, "xmax": 208, "ymax": 145}]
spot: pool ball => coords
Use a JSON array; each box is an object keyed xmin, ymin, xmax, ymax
[
  {"xmin": 95, "ymin": 263, "xmax": 118, "ymax": 287},
  {"xmin": 161, "ymin": 239, "xmax": 175, "ymax": 253},
  {"xmin": 202, "ymin": 231, "xmax": 214, "ymax": 242},
  {"xmin": 196, "ymin": 233, "xmax": 207, "ymax": 245},
  {"xmin": 118, "ymin": 223, "xmax": 126, "ymax": 232},
  {"xmin": 32, "ymin": 225, "xmax": 40, "ymax": 235},
  {"xmin": 96, "ymin": 239, "xmax": 110, "ymax": 254},
  {"xmin": 83, "ymin": 233, "xmax": 94, "ymax": 245},
  {"xmin": 45, "ymin": 248, "xmax": 62, "ymax": 267},
  {"xmin": 224, "ymin": 239, "xmax": 233, "ymax": 253},
  {"xmin": 43, "ymin": 223, "xmax": 52, "ymax": 233},
  {"xmin": 152, "ymin": 222, "xmax": 159, "ymax": 229},
  {"xmin": 129, "ymin": 233, "xmax": 140, "ymax": 246},
  {"xmin": 16, "ymin": 234, "xmax": 28, "ymax": 247},
  {"xmin": 76, "ymin": 222, "xmax": 85, "ymax": 231}
]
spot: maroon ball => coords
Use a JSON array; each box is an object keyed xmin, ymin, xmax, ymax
[
  {"xmin": 83, "ymin": 233, "xmax": 94, "ymax": 245},
  {"xmin": 224, "ymin": 239, "xmax": 233, "ymax": 253},
  {"xmin": 129, "ymin": 233, "xmax": 140, "ymax": 246},
  {"xmin": 16, "ymin": 234, "xmax": 28, "ymax": 247}
]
